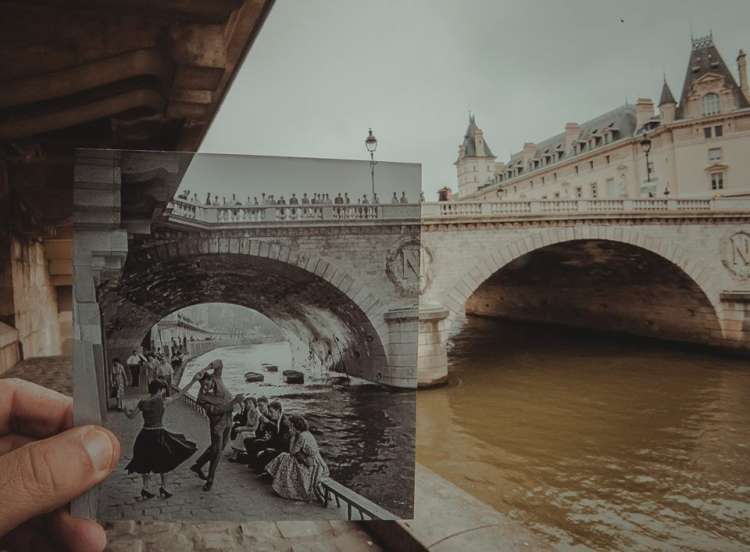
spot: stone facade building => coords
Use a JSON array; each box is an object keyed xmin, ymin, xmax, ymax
[{"xmin": 456, "ymin": 34, "xmax": 750, "ymax": 201}]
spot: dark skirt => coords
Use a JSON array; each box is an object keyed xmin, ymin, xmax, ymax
[{"xmin": 125, "ymin": 427, "xmax": 197, "ymax": 474}]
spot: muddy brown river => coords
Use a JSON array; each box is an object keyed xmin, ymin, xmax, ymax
[{"xmin": 417, "ymin": 317, "xmax": 750, "ymax": 551}]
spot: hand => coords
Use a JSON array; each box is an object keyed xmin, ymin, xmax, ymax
[
  {"xmin": 191, "ymin": 369, "xmax": 205, "ymax": 383},
  {"xmin": 0, "ymin": 378, "xmax": 120, "ymax": 552}
]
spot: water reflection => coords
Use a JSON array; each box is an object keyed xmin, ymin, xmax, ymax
[
  {"xmin": 417, "ymin": 317, "xmax": 750, "ymax": 551},
  {"xmin": 181, "ymin": 343, "xmax": 415, "ymax": 517}
]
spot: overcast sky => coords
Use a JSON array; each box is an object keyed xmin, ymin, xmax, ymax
[
  {"xmin": 198, "ymin": 0, "xmax": 750, "ymax": 199},
  {"xmin": 179, "ymin": 154, "xmax": 420, "ymax": 201}
]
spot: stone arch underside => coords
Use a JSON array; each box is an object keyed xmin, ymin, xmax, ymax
[
  {"xmin": 98, "ymin": 243, "xmax": 389, "ymax": 383},
  {"xmin": 447, "ymin": 230, "xmax": 725, "ymax": 347}
]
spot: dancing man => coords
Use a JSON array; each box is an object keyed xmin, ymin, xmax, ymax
[{"xmin": 189, "ymin": 360, "xmax": 243, "ymax": 491}]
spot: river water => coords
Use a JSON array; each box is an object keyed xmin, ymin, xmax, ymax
[
  {"xmin": 417, "ymin": 317, "xmax": 750, "ymax": 551},
  {"xmin": 180, "ymin": 342, "xmax": 415, "ymax": 518}
]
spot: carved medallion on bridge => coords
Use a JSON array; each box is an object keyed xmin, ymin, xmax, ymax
[
  {"xmin": 386, "ymin": 240, "xmax": 433, "ymax": 295},
  {"xmin": 722, "ymin": 231, "xmax": 750, "ymax": 279}
]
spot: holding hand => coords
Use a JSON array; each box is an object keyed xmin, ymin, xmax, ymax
[{"xmin": 0, "ymin": 378, "xmax": 121, "ymax": 552}]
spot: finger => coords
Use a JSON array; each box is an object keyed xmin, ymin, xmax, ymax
[
  {"xmin": 0, "ymin": 434, "xmax": 34, "ymax": 455},
  {"xmin": 51, "ymin": 509, "xmax": 107, "ymax": 552},
  {"xmin": 0, "ymin": 378, "xmax": 73, "ymax": 438},
  {"xmin": 0, "ymin": 425, "xmax": 120, "ymax": 536}
]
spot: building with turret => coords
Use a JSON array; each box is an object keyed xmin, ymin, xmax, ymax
[
  {"xmin": 455, "ymin": 114, "xmax": 497, "ymax": 197},
  {"xmin": 458, "ymin": 34, "xmax": 750, "ymax": 201}
]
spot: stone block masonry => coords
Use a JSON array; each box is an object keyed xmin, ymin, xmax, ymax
[{"xmin": 0, "ymin": 237, "xmax": 62, "ymax": 372}]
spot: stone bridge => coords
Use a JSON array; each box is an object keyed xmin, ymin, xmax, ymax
[
  {"xmin": 73, "ymin": 152, "xmax": 750, "ymax": 410},
  {"xmin": 159, "ymin": 195, "xmax": 750, "ymax": 387}
]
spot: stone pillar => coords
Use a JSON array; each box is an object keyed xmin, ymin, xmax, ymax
[
  {"xmin": 383, "ymin": 306, "xmax": 418, "ymax": 389},
  {"xmin": 719, "ymin": 291, "xmax": 750, "ymax": 351},
  {"xmin": 72, "ymin": 149, "xmax": 129, "ymax": 518},
  {"xmin": 416, "ymin": 304, "xmax": 450, "ymax": 387}
]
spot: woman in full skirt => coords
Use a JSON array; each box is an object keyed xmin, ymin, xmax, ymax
[
  {"xmin": 264, "ymin": 414, "xmax": 329, "ymax": 503},
  {"xmin": 124, "ymin": 375, "xmax": 202, "ymax": 499}
]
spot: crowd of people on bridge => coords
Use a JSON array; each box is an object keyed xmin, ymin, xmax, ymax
[
  {"xmin": 121, "ymin": 359, "xmax": 330, "ymax": 505},
  {"xmin": 177, "ymin": 189, "xmax": 423, "ymax": 207},
  {"xmin": 173, "ymin": 189, "xmax": 425, "ymax": 222}
]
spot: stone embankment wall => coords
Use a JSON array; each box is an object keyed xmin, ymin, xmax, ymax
[{"xmin": 0, "ymin": 237, "xmax": 62, "ymax": 373}]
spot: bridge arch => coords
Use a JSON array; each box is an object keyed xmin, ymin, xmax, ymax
[
  {"xmin": 444, "ymin": 226, "xmax": 725, "ymax": 345},
  {"xmin": 99, "ymin": 234, "xmax": 393, "ymax": 384}
]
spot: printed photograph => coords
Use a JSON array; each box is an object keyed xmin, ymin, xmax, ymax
[{"xmin": 72, "ymin": 150, "xmax": 421, "ymax": 522}]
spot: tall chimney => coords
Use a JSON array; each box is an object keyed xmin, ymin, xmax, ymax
[
  {"xmin": 635, "ymin": 98, "xmax": 655, "ymax": 130},
  {"xmin": 564, "ymin": 123, "xmax": 580, "ymax": 155},
  {"xmin": 738, "ymin": 49, "xmax": 749, "ymax": 102}
]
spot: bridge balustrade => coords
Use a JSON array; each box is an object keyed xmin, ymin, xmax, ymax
[{"xmin": 167, "ymin": 196, "xmax": 749, "ymax": 225}]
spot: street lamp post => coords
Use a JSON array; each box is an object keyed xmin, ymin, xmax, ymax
[
  {"xmin": 365, "ymin": 128, "xmax": 378, "ymax": 198},
  {"xmin": 639, "ymin": 133, "xmax": 653, "ymax": 183}
]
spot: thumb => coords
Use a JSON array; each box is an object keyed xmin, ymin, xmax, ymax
[{"xmin": 0, "ymin": 425, "xmax": 119, "ymax": 536}]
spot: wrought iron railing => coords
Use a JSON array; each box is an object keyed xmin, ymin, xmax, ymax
[{"xmin": 320, "ymin": 478, "xmax": 398, "ymax": 521}]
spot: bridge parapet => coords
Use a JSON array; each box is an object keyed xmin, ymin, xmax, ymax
[
  {"xmin": 168, "ymin": 198, "xmax": 421, "ymax": 224},
  {"xmin": 167, "ymin": 197, "xmax": 750, "ymax": 227}
]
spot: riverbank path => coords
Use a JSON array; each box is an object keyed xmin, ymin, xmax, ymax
[{"xmin": 100, "ymin": 389, "xmax": 345, "ymax": 522}]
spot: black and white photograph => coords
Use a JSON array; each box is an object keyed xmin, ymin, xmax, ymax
[{"xmin": 73, "ymin": 150, "xmax": 421, "ymax": 522}]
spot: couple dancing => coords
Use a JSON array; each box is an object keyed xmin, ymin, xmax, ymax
[{"xmin": 124, "ymin": 360, "xmax": 244, "ymax": 497}]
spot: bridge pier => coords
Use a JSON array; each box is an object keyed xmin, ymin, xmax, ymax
[
  {"xmin": 418, "ymin": 304, "xmax": 450, "ymax": 387},
  {"xmin": 719, "ymin": 291, "xmax": 750, "ymax": 350},
  {"xmin": 384, "ymin": 304, "xmax": 449, "ymax": 388}
]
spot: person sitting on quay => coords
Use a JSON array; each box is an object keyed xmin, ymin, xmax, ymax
[
  {"xmin": 391, "ymin": 191, "xmax": 399, "ymax": 204},
  {"xmin": 228, "ymin": 397, "xmax": 261, "ymax": 463},
  {"xmin": 301, "ymin": 193, "xmax": 310, "ymax": 204},
  {"xmin": 263, "ymin": 414, "xmax": 329, "ymax": 504},
  {"xmin": 246, "ymin": 399, "xmax": 291, "ymax": 473},
  {"xmin": 242, "ymin": 396, "xmax": 272, "ymax": 462},
  {"xmin": 344, "ymin": 192, "xmax": 351, "ymax": 204},
  {"xmin": 400, "ymin": 191, "xmax": 408, "ymax": 203},
  {"xmin": 372, "ymin": 192, "xmax": 379, "ymax": 205}
]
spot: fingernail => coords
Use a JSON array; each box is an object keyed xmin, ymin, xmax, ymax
[{"xmin": 82, "ymin": 428, "xmax": 114, "ymax": 472}]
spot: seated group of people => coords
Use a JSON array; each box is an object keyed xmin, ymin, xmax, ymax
[{"xmin": 228, "ymin": 396, "xmax": 330, "ymax": 503}]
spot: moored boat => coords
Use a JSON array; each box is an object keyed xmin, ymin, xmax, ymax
[
  {"xmin": 244, "ymin": 371, "xmax": 264, "ymax": 383},
  {"xmin": 282, "ymin": 369, "xmax": 304, "ymax": 384},
  {"xmin": 263, "ymin": 364, "xmax": 278, "ymax": 372}
]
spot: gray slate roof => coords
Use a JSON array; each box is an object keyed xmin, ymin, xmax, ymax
[
  {"xmin": 504, "ymin": 104, "xmax": 637, "ymax": 167},
  {"xmin": 460, "ymin": 114, "xmax": 495, "ymax": 158},
  {"xmin": 659, "ymin": 79, "xmax": 676, "ymax": 106},
  {"xmin": 677, "ymin": 34, "xmax": 749, "ymax": 118}
]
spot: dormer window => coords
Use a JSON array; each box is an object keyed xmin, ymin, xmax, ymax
[{"xmin": 703, "ymin": 93, "xmax": 720, "ymax": 116}]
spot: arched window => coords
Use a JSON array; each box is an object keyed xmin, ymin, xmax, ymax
[{"xmin": 703, "ymin": 93, "xmax": 720, "ymax": 116}]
